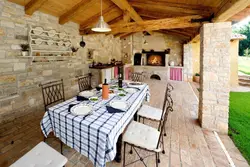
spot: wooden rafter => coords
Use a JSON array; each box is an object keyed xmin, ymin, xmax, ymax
[
  {"xmin": 213, "ymin": 0, "xmax": 250, "ymax": 22},
  {"xmin": 123, "ymin": 11, "xmax": 131, "ymax": 23},
  {"xmin": 80, "ymin": 4, "xmax": 117, "ymax": 29},
  {"xmin": 25, "ymin": 0, "xmax": 48, "ymax": 15},
  {"xmin": 168, "ymin": 29, "xmax": 194, "ymax": 38},
  {"xmin": 136, "ymin": 8, "xmax": 189, "ymax": 19},
  {"xmin": 110, "ymin": 0, "xmax": 143, "ymax": 22},
  {"xmin": 129, "ymin": 0, "xmax": 213, "ymax": 16},
  {"xmin": 129, "ymin": 0, "xmax": 215, "ymax": 11},
  {"xmin": 117, "ymin": 32, "xmax": 134, "ymax": 38},
  {"xmin": 110, "ymin": 0, "xmax": 152, "ymax": 35},
  {"xmin": 107, "ymin": 15, "xmax": 123, "ymax": 25},
  {"xmin": 59, "ymin": 0, "xmax": 98, "ymax": 25},
  {"xmin": 110, "ymin": 15, "xmax": 202, "ymax": 34},
  {"xmin": 158, "ymin": 30, "xmax": 191, "ymax": 39}
]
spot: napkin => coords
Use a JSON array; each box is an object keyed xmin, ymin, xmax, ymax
[
  {"xmin": 106, "ymin": 106, "xmax": 125, "ymax": 113},
  {"xmin": 96, "ymin": 86, "xmax": 102, "ymax": 91},
  {"xmin": 76, "ymin": 95, "xmax": 89, "ymax": 101},
  {"xmin": 68, "ymin": 104, "xmax": 76, "ymax": 112}
]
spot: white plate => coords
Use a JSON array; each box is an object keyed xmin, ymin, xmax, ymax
[
  {"xmin": 71, "ymin": 104, "xmax": 92, "ymax": 116},
  {"xmin": 124, "ymin": 87, "xmax": 139, "ymax": 94},
  {"xmin": 128, "ymin": 82, "xmax": 144, "ymax": 88},
  {"xmin": 47, "ymin": 40, "xmax": 54, "ymax": 46},
  {"xmin": 110, "ymin": 100, "xmax": 129, "ymax": 110},
  {"xmin": 48, "ymin": 29, "xmax": 56, "ymax": 37},
  {"xmin": 57, "ymin": 41, "xmax": 64, "ymax": 46},
  {"xmin": 64, "ymin": 41, "xmax": 71, "ymax": 47},
  {"xmin": 33, "ymin": 27, "xmax": 43, "ymax": 35},
  {"xmin": 79, "ymin": 91, "xmax": 94, "ymax": 98},
  {"xmin": 59, "ymin": 32, "xmax": 66, "ymax": 39},
  {"xmin": 34, "ymin": 38, "xmax": 43, "ymax": 45}
]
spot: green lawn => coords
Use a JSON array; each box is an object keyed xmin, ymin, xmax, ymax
[
  {"xmin": 238, "ymin": 57, "xmax": 250, "ymax": 75},
  {"xmin": 229, "ymin": 92, "xmax": 250, "ymax": 164}
]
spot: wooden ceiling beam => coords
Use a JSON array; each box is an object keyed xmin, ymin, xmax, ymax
[
  {"xmin": 117, "ymin": 32, "xmax": 134, "ymax": 38},
  {"xmin": 110, "ymin": 0, "xmax": 152, "ymax": 34},
  {"xmin": 25, "ymin": 0, "xmax": 48, "ymax": 15},
  {"xmin": 136, "ymin": 8, "xmax": 188, "ymax": 19},
  {"xmin": 158, "ymin": 30, "xmax": 191, "ymax": 39},
  {"xmin": 80, "ymin": 4, "xmax": 117, "ymax": 29},
  {"xmin": 168, "ymin": 29, "xmax": 194, "ymax": 37},
  {"xmin": 213, "ymin": 0, "xmax": 250, "ymax": 22},
  {"xmin": 107, "ymin": 15, "xmax": 124, "ymax": 25},
  {"xmin": 110, "ymin": 0, "xmax": 143, "ymax": 22},
  {"xmin": 123, "ymin": 10, "xmax": 131, "ymax": 23},
  {"xmin": 59, "ymin": 0, "xmax": 98, "ymax": 25},
  {"xmin": 110, "ymin": 15, "xmax": 202, "ymax": 34},
  {"xmin": 129, "ymin": 0, "xmax": 215, "ymax": 11},
  {"xmin": 129, "ymin": 0, "xmax": 212, "ymax": 16}
]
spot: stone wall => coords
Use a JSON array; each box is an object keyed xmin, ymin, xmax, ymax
[
  {"xmin": 0, "ymin": 0, "xmax": 121, "ymax": 123},
  {"xmin": 199, "ymin": 22, "xmax": 231, "ymax": 134},
  {"xmin": 122, "ymin": 32, "xmax": 183, "ymax": 65},
  {"xmin": 183, "ymin": 43, "xmax": 193, "ymax": 82}
]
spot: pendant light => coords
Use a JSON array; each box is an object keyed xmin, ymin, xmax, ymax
[{"xmin": 91, "ymin": 0, "xmax": 111, "ymax": 32}]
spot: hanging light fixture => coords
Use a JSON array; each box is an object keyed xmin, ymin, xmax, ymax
[{"xmin": 91, "ymin": 0, "xmax": 111, "ymax": 32}]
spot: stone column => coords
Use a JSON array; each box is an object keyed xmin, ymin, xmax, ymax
[
  {"xmin": 199, "ymin": 22, "xmax": 231, "ymax": 134},
  {"xmin": 183, "ymin": 43, "xmax": 193, "ymax": 82}
]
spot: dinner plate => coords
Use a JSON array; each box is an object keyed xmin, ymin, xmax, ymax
[
  {"xmin": 59, "ymin": 32, "xmax": 66, "ymax": 39},
  {"xmin": 34, "ymin": 38, "xmax": 43, "ymax": 45},
  {"xmin": 109, "ymin": 100, "xmax": 129, "ymax": 110},
  {"xmin": 128, "ymin": 82, "xmax": 144, "ymax": 88},
  {"xmin": 57, "ymin": 41, "xmax": 64, "ymax": 46},
  {"xmin": 64, "ymin": 41, "xmax": 71, "ymax": 47},
  {"xmin": 48, "ymin": 29, "xmax": 56, "ymax": 37},
  {"xmin": 124, "ymin": 87, "xmax": 139, "ymax": 94},
  {"xmin": 33, "ymin": 27, "xmax": 43, "ymax": 35},
  {"xmin": 71, "ymin": 104, "xmax": 92, "ymax": 116},
  {"xmin": 79, "ymin": 91, "xmax": 94, "ymax": 98},
  {"xmin": 47, "ymin": 40, "xmax": 54, "ymax": 46}
]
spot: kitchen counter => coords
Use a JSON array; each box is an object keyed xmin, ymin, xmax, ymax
[{"xmin": 89, "ymin": 64, "xmax": 123, "ymax": 69}]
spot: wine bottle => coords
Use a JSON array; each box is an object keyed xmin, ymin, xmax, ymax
[{"xmin": 118, "ymin": 74, "xmax": 123, "ymax": 88}]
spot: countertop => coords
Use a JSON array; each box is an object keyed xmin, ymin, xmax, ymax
[{"xmin": 89, "ymin": 64, "xmax": 123, "ymax": 69}]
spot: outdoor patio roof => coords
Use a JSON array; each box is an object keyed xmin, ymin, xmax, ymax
[{"xmin": 7, "ymin": 0, "xmax": 250, "ymax": 42}]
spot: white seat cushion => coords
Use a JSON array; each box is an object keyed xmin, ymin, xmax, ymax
[
  {"xmin": 137, "ymin": 104, "xmax": 162, "ymax": 121},
  {"xmin": 123, "ymin": 121, "xmax": 160, "ymax": 151},
  {"xmin": 10, "ymin": 142, "xmax": 67, "ymax": 167}
]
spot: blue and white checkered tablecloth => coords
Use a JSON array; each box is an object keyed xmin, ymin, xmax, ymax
[{"xmin": 40, "ymin": 84, "xmax": 150, "ymax": 167}]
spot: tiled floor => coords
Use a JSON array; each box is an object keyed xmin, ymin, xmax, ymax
[{"xmin": 0, "ymin": 80, "xmax": 249, "ymax": 167}]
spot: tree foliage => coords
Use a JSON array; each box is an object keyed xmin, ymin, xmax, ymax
[{"xmin": 233, "ymin": 23, "xmax": 250, "ymax": 56}]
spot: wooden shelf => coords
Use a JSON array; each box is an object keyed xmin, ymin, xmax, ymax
[
  {"xmin": 31, "ymin": 50, "xmax": 72, "ymax": 53},
  {"xmin": 20, "ymin": 55, "xmax": 73, "ymax": 58}
]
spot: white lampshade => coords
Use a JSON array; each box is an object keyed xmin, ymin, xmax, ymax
[{"xmin": 91, "ymin": 16, "xmax": 111, "ymax": 32}]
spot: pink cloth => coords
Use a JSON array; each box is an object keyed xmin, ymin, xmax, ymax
[
  {"xmin": 114, "ymin": 66, "xmax": 118, "ymax": 78},
  {"xmin": 125, "ymin": 67, "xmax": 132, "ymax": 80},
  {"xmin": 170, "ymin": 68, "xmax": 183, "ymax": 81}
]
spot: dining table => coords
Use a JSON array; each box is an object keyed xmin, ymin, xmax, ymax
[{"xmin": 40, "ymin": 81, "xmax": 150, "ymax": 167}]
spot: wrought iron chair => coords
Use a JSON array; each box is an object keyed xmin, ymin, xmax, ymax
[
  {"xmin": 136, "ymin": 83, "xmax": 174, "ymax": 154},
  {"xmin": 130, "ymin": 72, "xmax": 144, "ymax": 82},
  {"xmin": 39, "ymin": 79, "xmax": 65, "ymax": 154},
  {"xmin": 77, "ymin": 73, "xmax": 92, "ymax": 92},
  {"xmin": 40, "ymin": 79, "xmax": 65, "ymax": 112},
  {"xmin": 123, "ymin": 106, "xmax": 173, "ymax": 167}
]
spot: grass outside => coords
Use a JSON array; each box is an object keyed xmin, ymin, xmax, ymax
[
  {"xmin": 229, "ymin": 92, "xmax": 250, "ymax": 164},
  {"xmin": 238, "ymin": 57, "xmax": 250, "ymax": 75}
]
